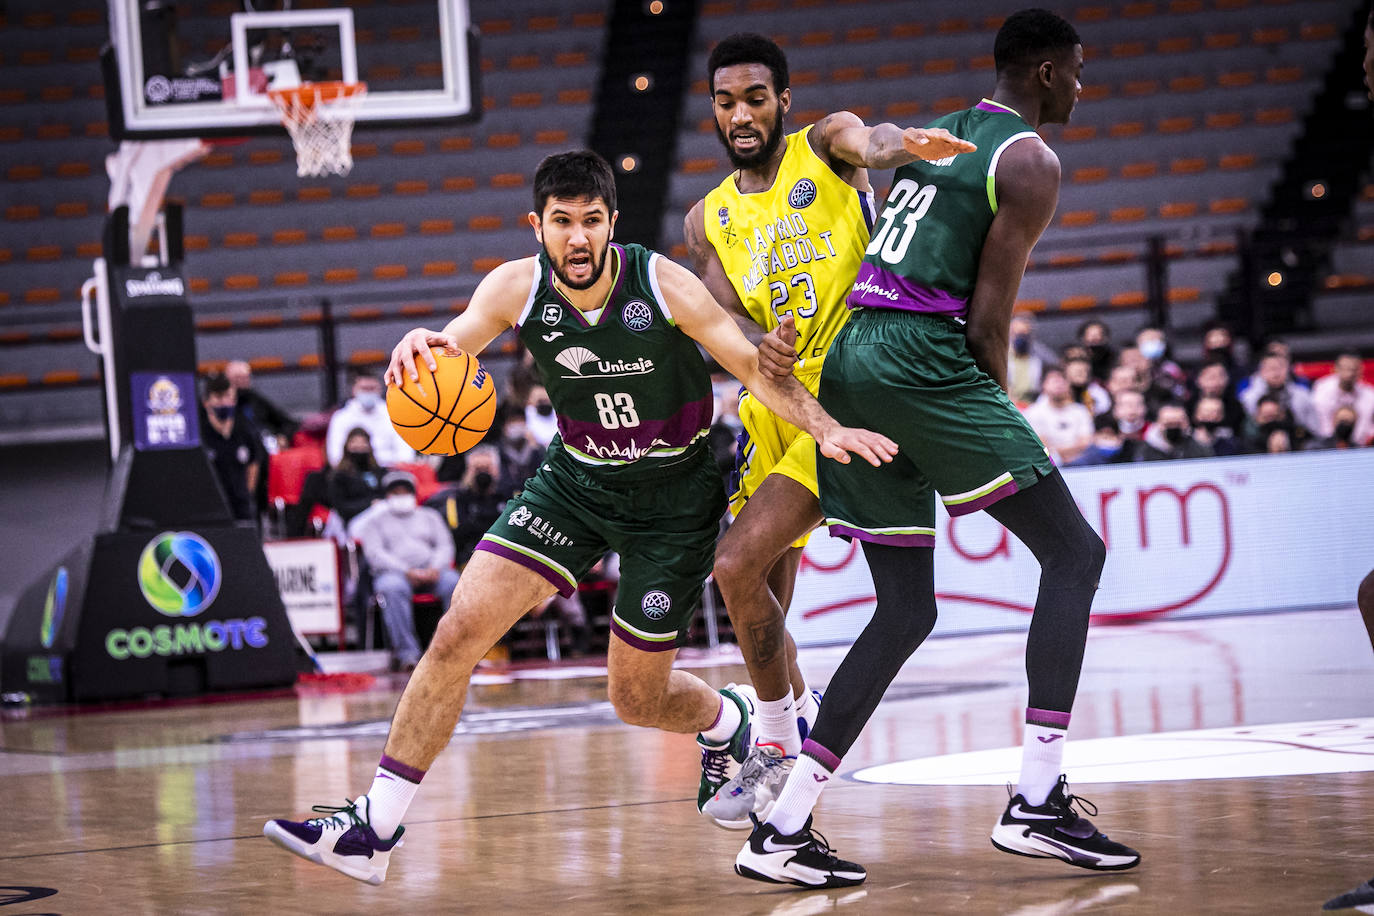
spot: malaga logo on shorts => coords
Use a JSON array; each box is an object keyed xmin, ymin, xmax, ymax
[
  {"xmin": 788, "ymin": 178, "xmax": 818, "ymax": 209},
  {"xmin": 39, "ymin": 566, "xmax": 69, "ymax": 649},
  {"xmin": 641, "ymin": 590, "xmax": 672, "ymax": 620},
  {"xmin": 138, "ymin": 532, "xmax": 222, "ymax": 617}
]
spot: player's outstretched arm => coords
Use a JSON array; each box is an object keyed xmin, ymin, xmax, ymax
[
  {"xmin": 656, "ymin": 256, "xmax": 897, "ymax": 467},
  {"xmin": 683, "ymin": 201, "xmax": 796, "ymax": 380},
  {"xmin": 817, "ymin": 111, "xmax": 976, "ymax": 171},
  {"xmin": 385, "ymin": 258, "xmax": 533, "ymax": 387},
  {"xmin": 965, "ymin": 139, "xmax": 1061, "ymax": 391}
]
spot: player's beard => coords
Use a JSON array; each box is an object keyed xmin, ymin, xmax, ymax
[
  {"xmin": 545, "ymin": 239, "xmax": 609, "ymax": 291},
  {"xmin": 715, "ymin": 108, "xmax": 785, "ymax": 171}
]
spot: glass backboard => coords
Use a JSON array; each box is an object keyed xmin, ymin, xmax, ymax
[{"xmin": 104, "ymin": 0, "xmax": 478, "ymax": 139}]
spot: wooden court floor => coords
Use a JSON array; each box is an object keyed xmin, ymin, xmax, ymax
[{"xmin": 3, "ymin": 608, "xmax": 1372, "ymax": 915}]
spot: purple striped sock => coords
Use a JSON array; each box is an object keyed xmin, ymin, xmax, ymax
[{"xmin": 379, "ymin": 753, "xmax": 426, "ymax": 784}]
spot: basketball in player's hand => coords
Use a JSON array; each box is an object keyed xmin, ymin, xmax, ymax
[{"xmin": 387, "ymin": 347, "xmax": 497, "ymax": 455}]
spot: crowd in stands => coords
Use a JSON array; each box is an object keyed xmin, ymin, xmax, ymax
[
  {"xmin": 1007, "ymin": 316, "xmax": 1374, "ymax": 467},
  {"xmin": 194, "ymin": 352, "xmax": 606, "ymax": 668},
  {"xmin": 195, "ymin": 321, "xmax": 1371, "ymax": 667}
]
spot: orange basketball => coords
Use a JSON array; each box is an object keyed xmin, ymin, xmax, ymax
[{"xmin": 387, "ymin": 347, "xmax": 497, "ymax": 455}]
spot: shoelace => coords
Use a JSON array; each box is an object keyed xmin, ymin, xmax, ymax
[
  {"xmin": 700, "ymin": 746, "xmax": 731, "ymax": 784},
  {"xmin": 306, "ymin": 799, "xmax": 365, "ymax": 831},
  {"xmin": 1003, "ymin": 780, "xmax": 1099, "ymax": 819},
  {"xmin": 800, "ymin": 826, "xmax": 838, "ymax": 857}
]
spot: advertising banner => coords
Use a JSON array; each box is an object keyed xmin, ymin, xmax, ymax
[
  {"xmin": 263, "ymin": 539, "xmax": 343, "ymax": 638},
  {"xmin": 788, "ymin": 450, "xmax": 1374, "ymax": 647},
  {"xmin": 130, "ymin": 370, "xmax": 199, "ymax": 450}
]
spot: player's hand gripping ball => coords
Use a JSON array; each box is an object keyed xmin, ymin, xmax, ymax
[{"xmin": 387, "ymin": 347, "xmax": 497, "ymax": 455}]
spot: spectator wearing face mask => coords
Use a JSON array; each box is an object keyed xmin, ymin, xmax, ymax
[
  {"xmin": 1139, "ymin": 402, "xmax": 1214, "ymax": 461},
  {"xmin": 1112, "ymin": 389, "xmax": 1148, "ymax": 441},
  {"xmin": 326, "ymin": 370, "xmax": 416, "ymax": 467},
  {"xmin": 1191, "ymin": 396, "xmax": 1245, "ymax": 457},
  {"xmin": 1076, "ymin": 318, "xmax": 1117, "ymax": 383},
  {"xmin": 1006, "ymin": 313, "xmax": 1055, "ymax": 405},
  {"xmin": 1309, "ymin": 406, "xmax": 1366, "ymax": 451},
  {"xmin": 1022, "ymin": 365, "xmax": 1094, "ymax": 464},
  {"xmin": 524, "ymin": 383, "xmax": 558, "ymax": 448},
  {"xmin": 497, "ymin": 408, "xmax": 543, "ymax": 492},
  {"xmin": 329, "ymin": 428, "xmax": 385, "ymax": 523},
  {"xmin": 1134, "ymin": 326, "xmax": 1189, "ymax": 412},
  {"xmin": 1312, "ymin": 351, "xmax": 1374, "ymax": 445},
  {"xmin": 1199, "ymin": 321, "xmax": 1245, "ymax": 381},
  {"xmin": 1188, "ymin": 360, "xmax": 1247, "ymax": 434},
  {"xmin": 1240, "ymin": 353, "xmax": 1320, "ymax": 435},
  {"xmin": 426, "ymin": 445, "xmax": 511, "ymax": 566},
  {"xmin": 200, "ymin": 372, "xmax": 265, "ymax": 522},
  {"xmin": 355, "ymin": 470, "xmax": 458, "ymax": 671},
  {"xmin": 1067, "ymin": 414, "xmax": 1129, "ymax": 466},
  {"xmin": 1247, "ymin": 393, "xmax": 1311, "ymax": 453}
]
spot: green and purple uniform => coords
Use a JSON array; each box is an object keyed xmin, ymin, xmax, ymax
[
  {"xmin": 474, "ymin": 243, "xmax": 726, "ymax": 650},
  {"xmin": 818, "ymin": 100, "xmax": 1054, "ymax": 545}
]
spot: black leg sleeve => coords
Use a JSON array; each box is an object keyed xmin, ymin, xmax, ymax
[
  {"xmin": 983, "ymin": 469, "xmax": 1106, "ymax": 715},
  {"xmin": 805, "ymin": 542, "xmax": 938, "ymax": 758}
]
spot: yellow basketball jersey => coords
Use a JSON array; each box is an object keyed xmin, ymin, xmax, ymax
[{"xmin": 703, "ymin": 126, "xmax": 875, "ymax": 384}]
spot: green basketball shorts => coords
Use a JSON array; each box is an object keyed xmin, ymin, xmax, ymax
[
  {"xmin": 475, "ymin": 443, "xmax": 726, "ymax": 650},
  {"xmin": 816, "ymin": 308, "xmax": 1053, "ymax": 546}
]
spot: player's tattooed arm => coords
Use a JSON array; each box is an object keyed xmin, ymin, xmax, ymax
[
  {"xmin": 684, "ymin": 200, "xmax": 796, "ymax": 379},
  {"xmin": 657, "ymin": 255, "xmax": 897, "ymax": 467},
  {"xmin": 817, "ymin": 111, "xmax": 976, "ymax": 172},
  {"xmin": 385, "ymin": 258, "xmax": 527, "ymax": 386},
  {"xmin": 966, "ymin": 139, "xmax": 1061, "ymax": 392}
]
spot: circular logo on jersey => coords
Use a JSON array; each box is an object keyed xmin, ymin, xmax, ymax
[
  {"xmin": 137, "ymin": 532, "xmax": 222, "ymax": 618},
  {"xmin": 622, "ymin": 300, "xmax": 654, "ymax": 332},
  {"xmin": 40, "ymin": 566, "xmax": 69, "ymax": 649},
  {"xmin": 144, "ymin": 75, "xmax": 173, "ymax": 104},
  {"xmin": 788, "ymin": 178, "xmax": 818, "ymax": 209},
  {"xmin": 641, "ymin": 590, "xmax": 672, "ymax": 620}
]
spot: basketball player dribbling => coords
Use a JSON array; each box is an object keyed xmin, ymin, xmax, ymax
[
  {"xmin": 732, "ymin": 10, "xmax": 1141, "ymax": 887},
  {"xmin": 686, "ymin": 33, "xmax": 975, "ymax": 827},
  {"xmin": 1322, "ymin": 8, "xmax": 1374, "ymax": 911},
  {"xmin": 261, "ymin": 150, "xmax": 897, "ymax": 885}
]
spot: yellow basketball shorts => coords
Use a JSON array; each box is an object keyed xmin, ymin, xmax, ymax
[{"xmin": 727, "ymin": 371, "xmax": 822, "ymax": 549}]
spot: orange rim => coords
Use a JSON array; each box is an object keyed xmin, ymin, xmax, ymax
[{"xmin": 267, "ymin": 81, "xmax": 367, "ymax": 112}]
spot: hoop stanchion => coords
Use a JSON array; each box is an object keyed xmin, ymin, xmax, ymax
[{"xmin": 268, "ymin": 81, "xmax": 368, "ymax": 178}]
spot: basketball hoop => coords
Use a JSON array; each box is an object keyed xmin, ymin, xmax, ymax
[{"xmin": 268, "ymin": 81, "xmax": 367, "ymax": 178}]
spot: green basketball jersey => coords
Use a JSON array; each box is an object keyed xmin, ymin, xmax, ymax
[
  {"xmin": 847, "ymin": 99, "xmax": 1041, "ymax": 321},
  {"xmin": 517, "ymin": 242, "xmax": 714, "ymax": 477}
]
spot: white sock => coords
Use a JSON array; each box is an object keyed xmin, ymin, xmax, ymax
[
  {"xmin": 1017, "ymin": 708, "xmax": 1069, "ymax": 806},
  {"xmin": 794, "ymin": 680, "xmax": 820, "ymax": 735},
  {"xmin": 767, "ymin": 740, "xmax": 839, "ymax": 835},
  {"xmin": 366, "ymin": 755, "xmax": 425, "ymax": 840},
  {"xmin": 755, "ymin": 692, "xmax": 802, "ymax": 757},
  {"xmin": 699, "ymin": 691, "xmax": 743, "ymax": 746}
]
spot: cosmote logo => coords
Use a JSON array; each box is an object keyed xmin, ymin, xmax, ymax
[{"xmin": 107, "ymin": 532, "xmax": 268, "ymax": 661}]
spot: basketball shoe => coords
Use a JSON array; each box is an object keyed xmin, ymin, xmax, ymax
[
  {"xmin": 990, "ymin": 775, "xmax": 1140, "ymax": 871},
  {"xmin": 697, "ymin": 685, "xmax": 753, "ymax": 814},
  {"xmin": 701, "ymin": 741, "xmax": 794, "ymax": 829},
  {"xmin": 735, "ymin": 814, "xmax": 867, "ymax": 888},
  {"xmin": 1323, "ymin": 876, "xmax": 1374, "ymax": 911},
  {"xmin": 263, "ymin": 796, "xmax": 404, "ymax": 885}
]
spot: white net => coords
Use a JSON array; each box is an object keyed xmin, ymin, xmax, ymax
[{"xmin": 269, "ymin": 82, "xmax": 368, "ymax": 178}]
